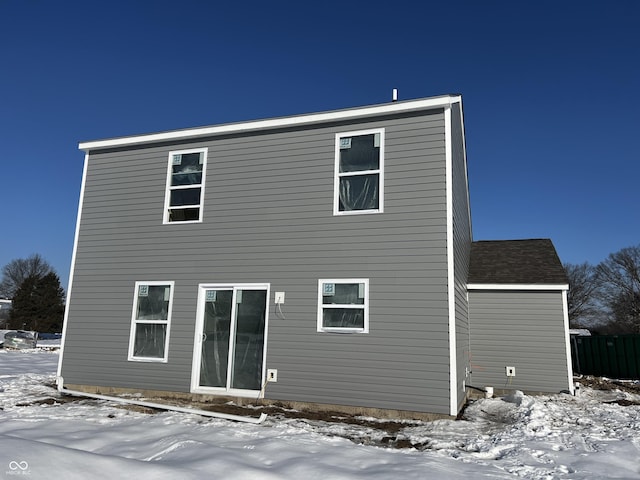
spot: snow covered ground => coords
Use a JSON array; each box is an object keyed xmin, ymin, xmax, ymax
[{"xmin": 1, "ymin": 348, "xmax": 639, "ymax": 479}]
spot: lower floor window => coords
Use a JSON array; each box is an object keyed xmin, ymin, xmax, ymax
[
  {"xmin": 317, "ymin": 279, "xmax": 369, "ymax": 333},
  {"xmin": 128, "ymin": 281, "xmax": 174, "ymax": 361}
]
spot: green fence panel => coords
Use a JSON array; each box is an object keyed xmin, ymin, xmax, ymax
[{"xmin": 571, "ymin": 334, "xmax": 640, "ymax": 379}]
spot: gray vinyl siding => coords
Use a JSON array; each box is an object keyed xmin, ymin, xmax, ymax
[
  {"xmin": 468, "ymin": 290, "xmax": 571, "ymax": 393},
  {"xmin": 450, "ymin": 102, "xmax": 471, "ymax": 411},
  {"xmin": 61, "ymin": 108, "xmax": 455, "ymax": 414}
]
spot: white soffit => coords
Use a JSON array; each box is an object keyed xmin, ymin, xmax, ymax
[{"xmin": 79, "ymin": 95, "xmax": 461, "ymax": 151}]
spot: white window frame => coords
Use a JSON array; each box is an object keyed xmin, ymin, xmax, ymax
[
  {"xmin": 333, "ymin": 128, "xmax": 384, "ymax": 215},
  {"xmin": 163, "ymin": 147, "xmax": 208, "ymax": 224},
  {"xmin": 128, "ymin": 281, "xmax": 175, "ymax": 362},
  {"xmin": 317, "ymin": 279, "xmax": 369, "ymax": 333}
]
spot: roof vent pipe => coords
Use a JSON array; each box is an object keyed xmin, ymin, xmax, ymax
[{"xmin": 392, "ymin": 88, "xmax": 398, "ymax": 102}]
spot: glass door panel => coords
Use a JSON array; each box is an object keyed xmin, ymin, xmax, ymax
[
  {"xmin": 230, "ymin": 289, "xmax": 267, "ymax": 390},
  {"xmin": 199, "ymin": 289, "xmax": 233, "ymax": 388}
]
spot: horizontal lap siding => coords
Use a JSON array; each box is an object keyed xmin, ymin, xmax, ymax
[
  {"xmin": 468, "ymin": 290, "xmax": 570, "ymax": 393},
  {"xmin": 62, "ymin": 110, "xmax": 451, "ymax": 414}
]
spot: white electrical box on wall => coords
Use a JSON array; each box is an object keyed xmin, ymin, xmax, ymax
[
  {"xmin": 274, "ymin": 292, "xmax": 285, "ymax": 304},
  {"xmin": 506, "ymin": 366, "xmax": 516, "ymax": 377},
  {"xmin": 267, "ymin": 369, "xmax": 278, "ymax": 382}
]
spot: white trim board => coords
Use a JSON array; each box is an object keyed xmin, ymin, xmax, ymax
[
  {"xmin": 456, "ymin": 102, "xmax": 473, "ymax": 242},
  {"xmin": 57, "ymin": 153, "xmax": 89, "ymax": 380},
  {"xmin": 190, "ymin": 283, "xmax": 271, "ymax": 399},
  {"xmin": 467, "ymin": 283, "xmax": 569, "ymax": 291},
  {"xmin": 79, "ymin": 95, "xmax": 462, "ymax": 151},
  {"xmin": 561, "ymin": 290, "xmax": 575, "ymax": 395},
  {"xmin": 444, "ymin": 105, "xmax": 458, "ymax": 417}
]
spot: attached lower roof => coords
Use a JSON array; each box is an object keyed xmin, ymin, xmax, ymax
[{"xmin": 468, "ymin": 239, "xmax": 568, "ymax": 285}]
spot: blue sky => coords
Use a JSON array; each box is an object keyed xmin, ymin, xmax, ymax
[{"xmin": 1, "ymin": 0, "xmax": 638, "ymax": 291}]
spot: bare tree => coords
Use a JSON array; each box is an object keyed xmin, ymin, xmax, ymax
[
  {"xmin": 564, "ymin": 262, "xmax": 601, "ymax": 328},
  {"xmin": 596, "ymin": 245, "xmax": 640, "ymax": 333},
  {"xmin": 0, "ymin": 254, "xmax": 54, "ymax": 299}
]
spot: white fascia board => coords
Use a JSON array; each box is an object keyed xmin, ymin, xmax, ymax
[
  {"xmin": 456, "ymin": 100, "xmax": 473, "ymax": 241},
  {"xmin": 444, "ymin": 105, "xmax": 457, "ymax": 416},
  {"xmin": 57, "ymin": 153, "xmax": 89, "ymax": 379},
  {"xmin": 561, "ymin": 290, "xmax": 575, "ymax": 395},
  {"xmin": 78, "ymin": 95, "xmax": 461, "ymax": 151},
  {"xmin": 467, "ymin": 283, "xmax": 569, "ymax": 291}
]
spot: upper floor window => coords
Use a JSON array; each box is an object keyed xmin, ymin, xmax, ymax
[
  {"xmin": 163, "ymin": 148, "xmax": 208, "ymax": 223},
  {"xmin": 334, "ymin": 129, "xmax": 384, "ymax": 215}
]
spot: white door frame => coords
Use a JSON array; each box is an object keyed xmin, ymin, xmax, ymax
[{"xmin": 190, "ymin": 283, "xmax": 270, "ymax": 398}]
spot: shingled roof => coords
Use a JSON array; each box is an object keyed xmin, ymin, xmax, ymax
[{"xmin": 468, "ymin": 239, "xmax": 568, "ymax": 285}]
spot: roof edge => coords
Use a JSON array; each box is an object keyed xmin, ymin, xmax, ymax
[
  {"xmin": 467, "ymin": 283, "xmax": 569, "ymax": 291},
  {"xmin": 79, "ymin": 94, "xmax": 462, "ymax": 151}
]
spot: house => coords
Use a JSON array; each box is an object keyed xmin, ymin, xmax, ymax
[{"xmin": 57, "ymin": 94, "xmax": 573, "ymax": 419}]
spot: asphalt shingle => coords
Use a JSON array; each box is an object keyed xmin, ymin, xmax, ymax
[{"xmin": 468, "ymin": 239, "xmax": 568, "ymax": 285}]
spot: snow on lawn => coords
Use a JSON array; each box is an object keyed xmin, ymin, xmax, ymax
[{"xmin": 1, "ymin": 350, "xmax": 639, "ymax": 479}]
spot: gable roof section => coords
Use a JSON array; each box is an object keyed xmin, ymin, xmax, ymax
[
  {"xmin": 78, "ymin": 94, "xmax": 462, "ymax": 151},
  {"xmin": 468, "ymin": 239, "xmax": 568, "ymax": 287}
]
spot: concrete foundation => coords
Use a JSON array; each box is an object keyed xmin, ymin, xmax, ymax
[{"xmin": 63, "ymin": 383, "xmax": 454, "ymax": 421}]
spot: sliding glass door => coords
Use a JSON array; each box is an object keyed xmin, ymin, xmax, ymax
[{"xmin": 194, "ymin": 285, "xmax": 268, "ymax": 394}]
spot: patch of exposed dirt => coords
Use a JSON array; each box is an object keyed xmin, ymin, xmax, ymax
[
  {"xmin": 134, "ymin": 397, "xmax": 430, "ymax": 449},
  {"xmin": 19, "ymin": 390, "xmax": 424, "ymax": 447},
  {"xmin": 604, "ymin": 399, "xmax": 640, "ymax": 407},
  {"xmin": 11, "ymin": 377, "xmax": 438, "ymax": 449},
  {"xmin": 21, "ymin": 375, "xmax": 640, "ymax": 449},
  {"xmin": 576, "ymin": 376, "xmax": 640, "ymax": 395},
  {"xmin": 111, "ymin": 404, "xmax": 160, "ymax": 414},
  {"xmin": 16, "ymin": 396, "xmax": 84, "ymax": 407}
]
